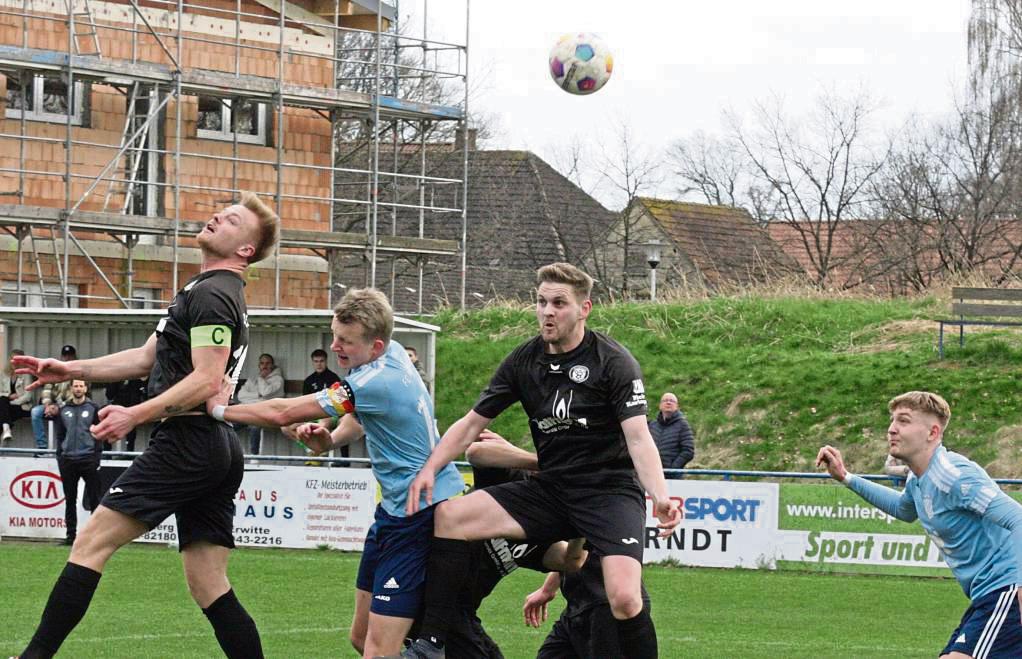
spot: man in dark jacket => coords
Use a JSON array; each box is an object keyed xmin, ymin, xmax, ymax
[
  {"xmin": 648, "ymin": 392, "xmax": 695, "ymax": 479},
  {"xmin": 55, "ymin": 380, "xmax": 106, "ymax": 545}
]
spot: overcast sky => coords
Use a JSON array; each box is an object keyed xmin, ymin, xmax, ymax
[{"xmin": 405, "ymin": 1, "xmax": 972, "ymax": 207}]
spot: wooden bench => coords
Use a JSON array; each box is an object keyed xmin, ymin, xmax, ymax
[{"xmin": 938, "ymin": 287, "xmax": 1022, "ymax": 358}]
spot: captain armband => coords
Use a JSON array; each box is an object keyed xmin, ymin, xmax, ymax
[
  {"xmin": 191, "ymin": 324, "xmax": 232, "ymax": 348},
  {"xmin": 315, "ymin": 382, "xmax": 355, "ymax": 418}
]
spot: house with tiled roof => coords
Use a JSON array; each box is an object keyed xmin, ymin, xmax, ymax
[
  {"xmin": 768, "ymin": 218, "xmax": 1022, "ymax": 293},
  {"xmin": 594, "ymin": 197, "xmax": 800, "ymax": 295},
  {"xmin": 332, "ymin": 138, "xmax": 619, "ymax": 310}
]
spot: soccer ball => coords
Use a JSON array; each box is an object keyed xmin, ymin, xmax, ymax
[{"xmin": 548, "ymin": 33, "xmax": 613, "ymax": 95}]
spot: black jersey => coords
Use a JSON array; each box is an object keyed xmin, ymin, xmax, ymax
[
  {"xmin": 473, "ymin": 329, "xmax": 648, "ymax": 476},
  {"xmin": 148, "ymin": 270, "xmax": 249, "ymax": 408},
  {"xmin": 302, "ymin": 368, "xmax": 341, "ymax": 395},
  {"xmin": 462, "ymin": 536, "xmax": 549, "ymax": 613},
  {"xmin": 561, "ymin": 553, "xmax": 650, "ymax": 618}
]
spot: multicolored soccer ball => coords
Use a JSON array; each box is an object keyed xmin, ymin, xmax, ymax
[{"xmin": 548, "ymin": 33, "xmax": 613, "ymax": 95}]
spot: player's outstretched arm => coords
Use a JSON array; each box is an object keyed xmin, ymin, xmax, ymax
[
  {"xmin": 523, "ymin": 573, "xmax": 561, "ymax": 628},
  {"xmin": 14, "ymin": 333, "xmax": 157, "ymax": 390},
  {"xmin": 406, "ymin": 410, "xmax": 492, "ymax": 515},
  {"xmin": 621, "ymin": 415, "xmax": 680, "ymax": 536},
  {"xmin": 465, "ymin": 430, "xmax": 539, "ymax": 470},
  {"xmin": 219, "ymin": 394, "xmax": 326, "ymax": 429},
  {"xmin": 816, "ymin": 445, "xmax": 917, "ymax": 522}
]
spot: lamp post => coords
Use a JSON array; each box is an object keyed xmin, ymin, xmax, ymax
[{"xmin": 645, "ymin": 239, "xmax": 662, "ymax": 301}]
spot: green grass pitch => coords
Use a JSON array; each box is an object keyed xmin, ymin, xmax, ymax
[{"xmin": 1, "ymin": 541, "xmax": 967, "ymax": 657}]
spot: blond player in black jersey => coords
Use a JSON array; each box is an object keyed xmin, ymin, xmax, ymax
[{"xmin": 13, "ymin": 193, "xmax": 279, "ymax": 659}]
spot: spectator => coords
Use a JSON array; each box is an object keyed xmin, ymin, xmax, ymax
[
  {"xmin": 301, "ymin": 348, "xmax": 344, "ymax": 465},
  {"xmin": 0, "ymin": 349, "xmax": 35, "ymax": 443},
  {"xmin": 30, "ymin": 344, "xmax": 76, "ymax": 451},
  {"xmin": 302, "ymin": 348, "xmax": 340, "ymax": 394},
  {"xmin": 883, "ymin": 453, "xmax": 910, "ymax": 478},
  {"xmin": 236, "ymin": 353, "xmax": 284, "ymax": 455},
  {"xmin": 54, "ymin": 380, "xmax": 105, "ymax": 545},
  {"xmin": 648, "ymin": 392, "xmax": 695, "ymax": 479},
  {"xmin": 405, "ymin": 346, "xmax": 429, "ymax": 384},
  {"xmin": 104, "ymin": 378, "xmax": 147, "ymax": 453}
]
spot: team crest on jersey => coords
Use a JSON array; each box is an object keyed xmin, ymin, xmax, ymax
[
  {"xmin": 922, "ymin": 495, "xmax": 934, "ymax": 519},
  {"xmin": 569, "ymin": 365, "xmax": 589, "ymax": 383}
]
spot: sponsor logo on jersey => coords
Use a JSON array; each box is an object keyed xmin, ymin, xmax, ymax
[
  {"xmin": 923, "ymin": 495, "xmax": 934, "ymax": 519},
  {"xmin": 484, "ymin": 538, "xmax": 534, "ymax": 576},
  {"xmin": 535, "ymin": 389, "xmax": 587, "ymax": 433},
  {"xmin": 621, "ymin": 537, "xmax": 638, "ymax": 545},
  {"xmin": 374, "ymin": 595, "xmax": 391, "ymax": 602},
  {"xmin": 383, "ymin": 577, "xmax": 400, "ymax": 589},
  {"xmin": 109, "ymin": 487, "xmax": 124, "ymax": 494},
  {"xmin": 569, "ymin": 365, "xmax": 589, "ymax": 383}
]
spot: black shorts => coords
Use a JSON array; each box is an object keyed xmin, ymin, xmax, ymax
[
  {"xmin": 537, "ymin": 605, "xmax": 624, "ymax": 659},
  {"xmin": 100, "ymin": 416, "xmax": 244, "ymax": 550},
  {"xmin": 445, "ymin": 613, "xmax": 504, "ymax": 659},
  {"xmin": 484, "ymin": 473, "xmax": 646, "ymax": 561}
]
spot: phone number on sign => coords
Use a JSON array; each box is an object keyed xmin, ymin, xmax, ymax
[{"xmin": 234, "ymin": 535, "xmax": 283, "ymax": 546}]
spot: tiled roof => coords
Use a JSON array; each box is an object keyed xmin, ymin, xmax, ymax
[
  {"xmin": 636, "ymin": 198, "xmax": 799, "ymax": 287},
  {"xmin": 331, "ymin": 147, "xmax": 618, "ymax": 309}
]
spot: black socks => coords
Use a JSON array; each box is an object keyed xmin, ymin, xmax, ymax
[
  {"xmin": 616, "ymin": 606, "xmax": 658, "ymax": 659},
  {"xmin": 418, "ymin": 537, "xmax": 474, "ymax": 647},
  {"xmin": 201, "ymin": 589, "xmax": 265, "ymax": 659},
  {"xmin": 20, "ymin": 562, "xmax": 102, "ymax": 659}
]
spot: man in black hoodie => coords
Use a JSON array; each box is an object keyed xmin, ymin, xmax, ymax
[
  {"xmin": 647, "ymin": 392, "xmax": 695, "ymax": 479},
  {"xmin": 54, "ymin": 380, "xmax": 105, "ymax": 545}
]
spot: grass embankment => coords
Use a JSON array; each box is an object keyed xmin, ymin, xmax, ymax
[{"xmin": 427, "ymin": 295, "xmax": 1022, "ymax": 475}]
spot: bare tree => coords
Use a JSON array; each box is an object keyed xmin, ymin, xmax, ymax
[
  {"xmin": 721, "ymin": 93, "xmax": 887, "ymax": 287},
  {"xmin": 595, "ymin": 120, "xmax": 663, "ymax": 296},
  {"xmin": 877, "ymin": 96, "xmax": 1022, "ymax": 287},
  {"xmin": 667, "ymin": 131, "xmax": 746, "ymax": 209}
]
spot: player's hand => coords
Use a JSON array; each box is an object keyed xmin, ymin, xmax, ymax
[
  {"xmin": 205, "ymin": 376, "xmax": 233, "ymax": 415},
  {"xmin": 90, "ymin": 405, "xmax": 139, "ymax": 441},
  {"xmin": 654, "ymin": 498, "xmax": 682, "ymax": 537},
  {"xmin": 296, "ymin": 423, "xmax": 331, "ymax": 453},
  {"xmin": 816, "ymin": 445, "xmax": 849, "ymax": 482},
  {"xmin": 477, "ymin": 429, "xmax": 512, "ymax": 446},
  {"xmin": 13, "ymin": 356, "xmax": 71, "ymax": 390},
  {"xmin": 522, "ymin": 587, "xmax": 556, "ymax": 628},
  {"xmin": 406, "ymin": 469, "xmax": 435, "ymax": 516}
]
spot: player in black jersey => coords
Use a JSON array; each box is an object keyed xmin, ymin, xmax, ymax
[
  {"xmin": 12, "ymin": 193, "xmax": 280, "ymax": 659},
  {"xmin": 525, "ymin": 550, "xmax": 651, "ymax": 659},
  {"xmin": 426, "ymin": 431, "xmax": 586, "ymax": 659},
  {"xmin": 403, "ymin": 263, "xmax": 680, "ymax": 659}
]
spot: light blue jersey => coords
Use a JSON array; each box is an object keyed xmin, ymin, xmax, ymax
[
  {"xmin": 848, "ymin": 445, "xmax": 1022, "ymax": 601},
  {"xmin": 316, "ymin": 339, "xmax": 464, "ymax": 516}
]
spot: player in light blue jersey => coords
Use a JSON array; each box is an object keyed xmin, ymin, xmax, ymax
[
  {"xmin": 817, "ymin": 391, "xmax": 1022, "ymax": 659},
  {"xmin": 207, "ymin": 288, "xmax": 463, "ymax": 659}
]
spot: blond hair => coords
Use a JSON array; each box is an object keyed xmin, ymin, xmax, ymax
[
  {"xmin": 536, "ymin": 262, "xmax": 594, "ymax": 302},
  {"xmin": 333, "ymin": 288, "xmax": 394, "ymax": 344},
  {"xmin": 888, "ymin": 391, "xmax": 951, "ymax": 430},
  {"xmin": 240, "ymin": 191, "xmax": 280, "ymax": 264}
]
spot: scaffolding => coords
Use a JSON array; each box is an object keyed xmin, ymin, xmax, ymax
[{"xmin": 0, "ymin": 0, "xmax": 470, "ymax": 312}]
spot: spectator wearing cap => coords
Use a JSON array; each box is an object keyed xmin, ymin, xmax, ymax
[
  {"xmin": 0, "ymin": 349, "xmax": 35, "ymax": 443},
  {"xmin": 30, "ymin": 344, "xmax": 77, "ymax": 451}
]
